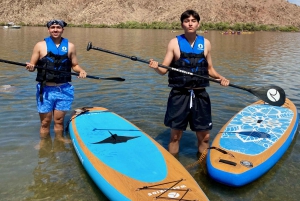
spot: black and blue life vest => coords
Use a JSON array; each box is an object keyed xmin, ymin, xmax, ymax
[
  {"xmin": 36, "ymin": 36, "xmax": 72, "ymax": 84},
  {"xmin": 35, "ymin": 37, "xmax": 72, "ymax": 102},
  {"xmin": 168, "ymin": 34, "xmax": 209, "ymax": 88}
]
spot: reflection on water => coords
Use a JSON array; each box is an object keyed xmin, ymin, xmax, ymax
[
  {"xmin": 0, "ymin": 27, "xmax": 299, "ymax": 201},
  {"xmin": 27, "ymin": 138, "xmax": 71, "ymax": 200}
]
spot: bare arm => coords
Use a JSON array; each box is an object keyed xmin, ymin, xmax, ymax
[
  {"xmin": 205, "ymin": 39, "xmax": 229, "ymax": 86},
  {"xmin": 26, "ymin": 42, "xmax": 43, "ymax": 72},
  {"xmin": 149, "ymin": 38, "xmax": 178, "ymax": 75},
  {"xmin": 68, "ymin": 42, "xmax": 87, "ymax": 78}
]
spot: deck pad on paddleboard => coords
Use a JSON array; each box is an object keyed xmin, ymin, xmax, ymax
[
  {"xmin": 207, "ymin": 98, "xmax": 299, "ymax": 187},
  {"xmin": 220, "ymin": 104, "xmax": 294, "ymax": 155},
  {"xmin": 69, "ymin": 107, "xmax": 209, "ymax": 200}
]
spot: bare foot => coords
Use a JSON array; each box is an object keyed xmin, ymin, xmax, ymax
[
  {"xmin": 53, "ymin": 137, "xmax": 70, "ymax": 152},
  {"xmin": 34, "ymin": 136, "xmax": 52, "ymax": 150},
  {"xmin": 35, "ymin": 137, "xmax": 53, "ymax": 158},
  {"xmin": 55, "ymin": 136, "xmax": 72, "ymax": 144},
  {"xmin": 54, "ymin": 130, "xmax": 71, "ymax": 144}
]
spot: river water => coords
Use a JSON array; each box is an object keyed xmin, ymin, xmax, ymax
[{"xmin": 0, "ymin": 27, "xmax": 299, "ymax": 201}]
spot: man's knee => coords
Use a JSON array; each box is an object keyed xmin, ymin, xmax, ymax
[
  {"xmin": 41, "ymin": 118, "xmax": 51, "ymax": 129},
  {"xmin": 202, "ymin": 134, "xmax": 210, "ymax": 143},
  {"xmin": 54, "ymin": 116, "xmax": 64, "ymax": 124},
  {"xmin": 196, "ymin": 131, "xmax": 210, "ymax": 142},
  {"xmin": 170, "ymin": 129, "xmax": 183, "ymax": 141},
  {"xmin": 53, "ymin": 111, "xmax": 67, "ymax": 123}
]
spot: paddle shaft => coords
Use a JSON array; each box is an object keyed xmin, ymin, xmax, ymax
[
  {"xmin": 0, "ymin": 58, "xmax": 125, "ymax": 81},
  {"xmin": 86, "ymin": 42, "xmax": 286, "ymax": 106},
  {"xmin": 87, "ymin": 44, "xmax": 250, "ymax": 91}
]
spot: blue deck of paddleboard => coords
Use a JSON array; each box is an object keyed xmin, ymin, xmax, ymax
[
  {"xmin": 220, "ymin": 104, "xmax": 294, "ymax": 155},
  {"xmin": 69, "ymin": 110, "xmax": 168, "ymax": 200},
  {"xmin": 72, "ymin": 111, "xmax": 167, "ymax": 181},
  {"xmin": 207, "ymin": 103, "xmax": 299, "ymax": 187}
]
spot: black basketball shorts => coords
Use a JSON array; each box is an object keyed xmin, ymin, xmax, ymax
[{"xmin": 164, "ymin": 88, "xmax": 212, "ymax": 131}]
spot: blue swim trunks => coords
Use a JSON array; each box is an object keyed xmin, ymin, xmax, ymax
[{"xmin": 36, "ymin": 83, "xmax": 74, "ymax": 113}]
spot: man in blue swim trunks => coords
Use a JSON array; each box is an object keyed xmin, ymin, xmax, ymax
[
  {"xmin": 26, "ymin": 19, "xmax": 87, "ymax": 142},
  {"xmin": 149, "ymin": 10, "xmax": 230, "ymax": 156}
]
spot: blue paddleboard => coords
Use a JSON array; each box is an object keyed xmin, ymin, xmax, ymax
[
  {"xmin": 69, "ymin": 107, "xmax": 209, "ymax": 200},
  {"xmin": 207, "ymin": 98, "xmax": 299, "ymax": 187}
]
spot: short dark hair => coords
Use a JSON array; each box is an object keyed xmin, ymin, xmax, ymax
[{"xmin": 180, "ymin": 10, "xmax": 200, "ymax": 23}]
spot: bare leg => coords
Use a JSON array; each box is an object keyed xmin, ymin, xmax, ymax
[
  {"xmin": 168, "ymin": 129, "xmax": 183, "ymax": 156},
  {"xmin": 39, "ymin": 112, "xmax": 53, "ymax": 138},
  {"xmin": 53, "ymin": 110, "xmax": 66, "ymax": 134},
  {"xmin": 53, "ymin": 110, "xmax": 71, "ymax": 143},
  {"xmin": 196, "ymin": 130, "xmax": 210, "ymax": 154}
]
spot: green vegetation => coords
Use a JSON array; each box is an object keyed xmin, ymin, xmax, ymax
[
  {"xmin": 69, "ymin": 21, "xmax": 182, "ymax": 29},
  {"xmin": 2, "ymin": 21, "xmax": 299, "ymax": 32},
  {"xmin": 74, "ymin": 21, "xmax": 299, "ymax": 32},
  {"xmin": 200, "ymin": 22, "xmax": 299, "ymax": 32}
]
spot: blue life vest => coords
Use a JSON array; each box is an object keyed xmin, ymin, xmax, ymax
[
  {"xmin": 168, "ymin": 34, "xmax": 209, "ymax": 88},
  {"xmin": 36, "ymin": 36, "xmax": 72, "ymax": 83}
]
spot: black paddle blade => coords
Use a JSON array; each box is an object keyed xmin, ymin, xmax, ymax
[
  {"xmin": 248, "ymin": 85, "xmax": 286, "ymax": 106},
  {"xmin": 87, "ymin": 42, "xmax": 92, "ymax": 51}
]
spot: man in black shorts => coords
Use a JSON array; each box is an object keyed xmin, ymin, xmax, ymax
[{"xmin": 149, "ymin": 10, "xmax": 229, "ymax": 156}]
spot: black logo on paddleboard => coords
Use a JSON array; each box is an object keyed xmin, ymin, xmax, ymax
[{"xmin": 92, "ymin": 131, "xmax": 140, "ymax": 144}]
